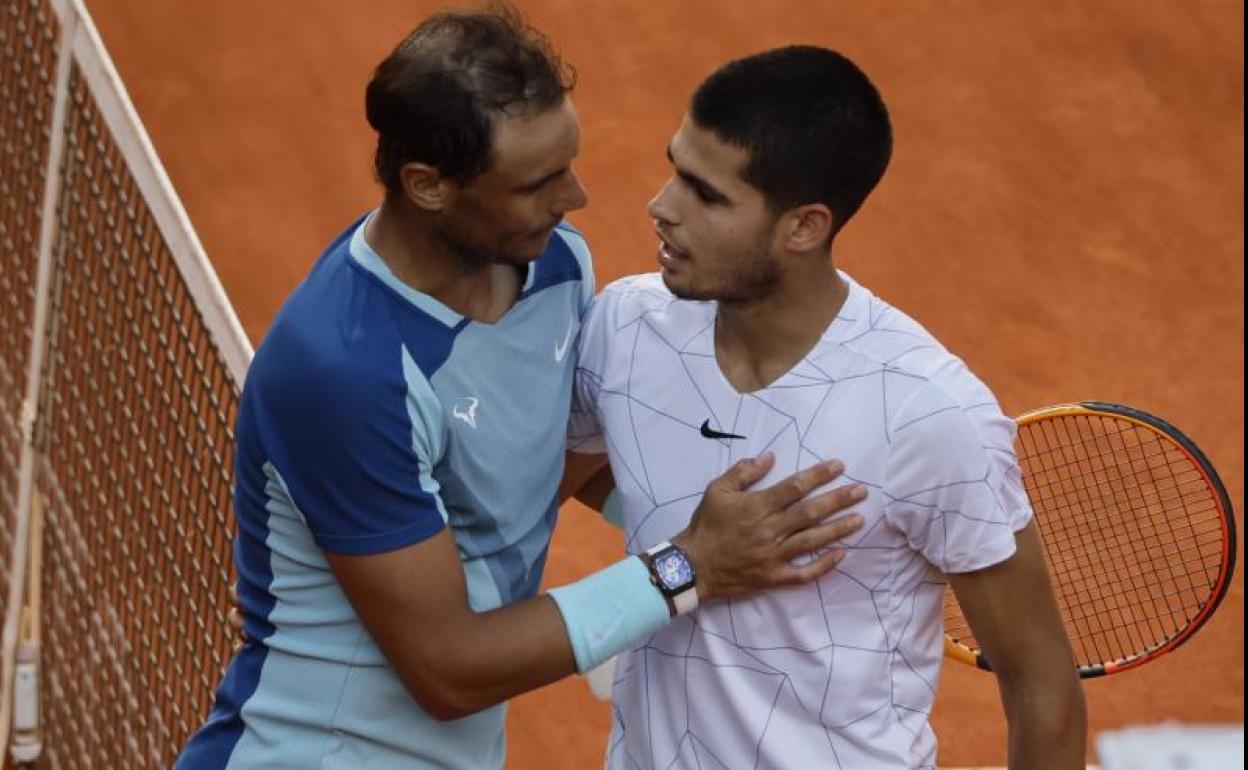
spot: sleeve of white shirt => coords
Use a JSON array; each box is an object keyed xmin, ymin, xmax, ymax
[{"xmin": 881, "ymin": 379, "xmax": 1033, "ymax": 573}]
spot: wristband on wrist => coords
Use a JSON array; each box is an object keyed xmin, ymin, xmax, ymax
[{"xmin": 548, "ymin": 556, "xmax": 670, "ymax": 672}]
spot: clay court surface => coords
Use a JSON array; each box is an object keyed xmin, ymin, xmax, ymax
[{"xmin": 82, "ymin": 0, "xmax": 1242, "ymax": 765}]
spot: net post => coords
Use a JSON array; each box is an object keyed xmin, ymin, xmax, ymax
[
  {"xmin": 0, "ymin": 1, "xmax": 79, "ymax": 759},
  {"xmin": 4, "ymin": 0, "xmax": 253, "ymax": 760}
]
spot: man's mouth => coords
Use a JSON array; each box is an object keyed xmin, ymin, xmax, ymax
[{"xmin": 657, "ymin": 233, "xmax": 690, "ymax": 264}]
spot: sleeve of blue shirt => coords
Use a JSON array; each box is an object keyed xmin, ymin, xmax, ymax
[
  {"xmin": 567, "ymin": 291, "xmax": 607, "ymax": 454},
  {"xmin": 245, "ymin": 321, "xmax": 447, "ymax": 557},
  {"xmin": 559, "ymin": 223, "xmax": 607, "ymax": 454}
]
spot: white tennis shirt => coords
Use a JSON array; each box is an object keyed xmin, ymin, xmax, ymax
[{"xmin": 569, "ymin": 271, "xmax": 1032, "ymax": 769}]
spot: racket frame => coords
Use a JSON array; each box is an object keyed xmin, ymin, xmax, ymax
[{"xmin": 943, "ymin": 401, "xmax": 1237, "ymax": 679}]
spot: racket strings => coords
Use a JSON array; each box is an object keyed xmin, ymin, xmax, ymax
[
  {"xmin": 1026, "ymin": 416, "xmax": 1223, "ymax": 666},
  {"xmin": 944, "ymin": 411, "xmax": 1227, "ymax": 671},
  {"xmin": 1036, "ymin": 428, "xmax": 1185, "ymax": 664}
]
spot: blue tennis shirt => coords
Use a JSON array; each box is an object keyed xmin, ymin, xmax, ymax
[{"xmin": 177, "ymin": 213, "xmax": 594, "ymax": 769}]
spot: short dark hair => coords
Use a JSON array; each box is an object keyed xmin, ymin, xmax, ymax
[
  {"xmin": 690, "ymin": 46, "xmax": 892, "ymax": 232},
  {"xmin": 364, "ymin": 4, "xmax": 575, "ymax": 191}
]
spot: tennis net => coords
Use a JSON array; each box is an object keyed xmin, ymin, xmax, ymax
[{"xmin": 1, "ymin": 0, "xmax": 252, "ymax": 766}]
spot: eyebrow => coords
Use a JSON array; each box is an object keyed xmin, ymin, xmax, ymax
[{"xmin": 666, "ymin": 145, "xmax": 730, "ymax": 203}]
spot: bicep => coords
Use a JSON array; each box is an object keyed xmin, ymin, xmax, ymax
[
  {"xmin": 327, "ymin": 530, "xmax": 474, "ymax": 704},
  {"xmin": 946, "ymin": 521, "xmax": 1072, "ymax": 682},
  {"xmin": 327, "ymin": 529, "xmax": 579, "ymax": 720},
  {"xmin": 948, "ymin": 522, "xmax": 1087, "ymax": 765},
  {"xmin": 328, "ymin": 528, "xmax": 469, "ymax": 629}
]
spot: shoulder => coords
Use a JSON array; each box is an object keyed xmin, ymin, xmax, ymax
[
  {"xmin": 834, "ymin": 276, "xmax": 1003, "ymax": 419},
  {"xmin": 552, "ymin": 220, "xmax": 591, "ymax": 259},
  {"xmin": 873, "ymin": 366, "xmax": 1018, "ymax": 501},
  {"xmin": 822, "ymin": 276, "xmax": 1012, "ymax": 450},
  {"xmin": 582, "ymin": 272, "xmax": 715, "ymax": 350},
  {"xmin": 524, "ymin": 222, "xmax": 595, "ymax": 310},
  {"xmin": 258, "ymin": 281, "xmax": 405, "ymax": 396},
  {"xmin": 832, "ymin": 277, "xmax": 948, "ymax": 377},
  {"xmin": 575, "ymin": 274, "xmax": 714, "ymax": 382},
  {"xmin": 243, "ymin": 320, "xmax": 447, "ymax": 501},
  {"xmin": 249, "ymin": 272, "xmax": 427, "ymax": 445},
  {"xmin": 593, "ymin": 272, "xmax": 689, "ymax": 324}
]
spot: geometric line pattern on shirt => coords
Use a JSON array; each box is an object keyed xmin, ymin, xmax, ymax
[{"xmin": 582, "ymin": 277, "xmax": 1021, "ymax": 770}]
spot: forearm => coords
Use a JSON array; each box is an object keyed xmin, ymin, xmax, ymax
[
  {"xmin": 948, "ymin": 522, "xmax": 1088, "ymax": 768},
  {"xmin": 399, "ymin": 594, "xmax": 576, "ymax": 720},
  {"xmin": 334, "ymin": 539, "xmax": 666, "ymax": 721},
  {"xmin": 1001, "ymin": 674, "xmax": 1087, "ymax": 770},
  {"xmin": 423, "ymin": 557, "xmax": 668, "ymax": 718}
]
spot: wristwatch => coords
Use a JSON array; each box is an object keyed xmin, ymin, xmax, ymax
[{"xmin": 642, "ymin": 541, "xmax": 698, "ymax": 616}]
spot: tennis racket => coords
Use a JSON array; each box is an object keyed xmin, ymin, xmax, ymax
[{"xmin": 944, "ymin": 401, "xmax": 1236, "ymax": 678}]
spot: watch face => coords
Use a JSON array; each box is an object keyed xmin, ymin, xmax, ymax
[{"xmin": 654, "ymin": 549, "xmax": 694, "ymax": 590}]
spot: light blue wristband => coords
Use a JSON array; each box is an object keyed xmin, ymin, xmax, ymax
[{"xmin": 548, "ymin": 556, "xmax": 669, "ymax": 672}]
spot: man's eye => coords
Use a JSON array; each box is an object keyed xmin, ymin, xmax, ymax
[{"xmin": 680, "ymin": 178, "xmax": 707, "ymax": 200}]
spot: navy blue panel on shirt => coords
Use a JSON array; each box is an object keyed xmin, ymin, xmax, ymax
[
  {"xmin": 241, "ymin": 219, "xmax": 446, "ymax": 555},
  {"xmin": 522, "ymin": 222, "xmax": 585, "ymax": 300}
]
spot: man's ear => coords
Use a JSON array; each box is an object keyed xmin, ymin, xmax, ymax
[
  {"xmin": 399, "ymin": 162, "xmax": 453, "ymax": 212},
  {"xmin": 782, "ymin": 203, "xmax": 836, "ymax": 252}
]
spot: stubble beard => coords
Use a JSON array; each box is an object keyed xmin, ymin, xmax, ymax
[
  {"xmin": 665, "ymin": 236, "xmax": 779, "ymax": 304},
  {"xmin": 436, "ymin": 227, "xmax": 541, "ymax": 274}
]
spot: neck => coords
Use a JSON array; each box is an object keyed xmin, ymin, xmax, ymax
[
  {"xmin": 366, "ymin": 197, "xmax": 520, "ymax": 323},
  {"xmin": 714, "ymin": 255, "xmax": 848, "ymax": 393}
]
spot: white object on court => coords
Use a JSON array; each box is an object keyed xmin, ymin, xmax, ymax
[{"xmin": 1097, "ymin": 722, "xmax": 1244, "ymax": 770}]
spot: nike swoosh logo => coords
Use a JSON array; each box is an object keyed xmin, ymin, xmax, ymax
[
  {"xmin": 700, "ymin": 419, "xmax": 746, "ymax": 440},
  {"xmin": 554, "ymin": 321, "xmax": 574, "ymax": 362}
]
